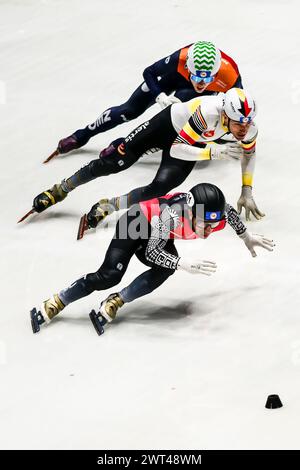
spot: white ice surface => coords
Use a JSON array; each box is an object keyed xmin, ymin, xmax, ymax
[{"xmin": 0, "ymin": 0, "xmax": 300, "ymax": 450}]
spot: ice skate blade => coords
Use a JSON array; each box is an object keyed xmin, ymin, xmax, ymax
[
  {"xmin": 30, "ymin": 308, "xmax": 41, "ymax": 334},
  {"xmin": 43, "ymin": 149, "xmax": 59, "ymax": 164},
  {"xmin": 17, "ymin": 209, "xmax": 36, "ymax": 223},
  {"xmin": 77, "ymin": 214, "xmax": 88, "ymax": 240},
  {"xmin": 89, "ymin": 309, "xmax": 106, "ymax": 336}
]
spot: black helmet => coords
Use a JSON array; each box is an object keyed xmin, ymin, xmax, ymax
[{"xmin": 188, "ymin": 183, "xmax": 226, "ymax": 221}]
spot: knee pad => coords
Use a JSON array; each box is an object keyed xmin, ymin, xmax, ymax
[
  {"xmin": 85, "ymin": 269, "xmax": 123, "ymax": 291},
  {"xmin": 89, "ymin": 153, "xmax": 125, "ymax": 177}
]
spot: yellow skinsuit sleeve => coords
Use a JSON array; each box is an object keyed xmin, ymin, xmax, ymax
[{"xmin": 241, "ymin": 139, "xmax": 256, "ymax": 186}]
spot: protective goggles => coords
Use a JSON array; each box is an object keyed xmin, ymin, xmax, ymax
[
  {"xmin": 190, "ymin": 71, "xmax": 215, "ymax": 84},
  {"xmin": 196, "ymin": 218, "xmax": 225, "ymax": 229}
]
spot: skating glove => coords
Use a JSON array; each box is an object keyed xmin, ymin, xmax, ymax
[
  {"xmin": 155, "ymin": 92, "xmax": 181, "ymax": 109},
  {"xmin": 177, "ymin": 259, "xmax": 217, "ymax": 275},
  {"xmin": 237, "ymin": 185, "xmax": 265, "ymax": 221},
  {"xmin": 239, "ymin": 230, "xmax": 275, "ymax": 257},
  {"xmin": 224, "ymin": 142, "xmax": 243, "ymax": 160},
  {"xmin": 210, "ymin": 142, "xmax": 243, "ymax": 161}
]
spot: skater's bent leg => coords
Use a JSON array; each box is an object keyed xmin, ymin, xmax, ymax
[
  {"xmin": 58, "ymin": 262, "xmax": 124, "ymax": 306},
  {"xmin": 58, "ymin": 213, "xmax": 140, "ymax": 306},
  {"xmin": 112, "ymin": 155, "xmax": 196, "ymax": 208},
  {"xmin": 72, "ymin": 84, "xmax": 155, "ymax": 146},
  {"xmin": 35, "ymin": 241, "xmax": 135, "ymax": 330},
  {"xmin": 119, "ymin": 238, "xmax": 177, "ymax": 303},
  {"xmin": 59, "ymin": 250, "xmax": 132, "ymax": 306},
  {"xmin": 59, "ymin": 246, "xmax": 137, "ymax": 306},
  {"xmin": 119, "ymin": 266, "xmax": 175, "ymax": 303},
  {"xmin": 61, "ymin": 143, "xmax": 139, "ymax": 192}
]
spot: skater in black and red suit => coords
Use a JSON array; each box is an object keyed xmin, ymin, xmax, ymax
[{"xmin": 30, "ymin": 183, "xmax": 274, "ymax": 335}]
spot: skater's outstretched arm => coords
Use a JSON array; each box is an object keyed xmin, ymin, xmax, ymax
[
  {"xmin": 145, "ymin": 206, "xmax": 217, "ymax": 276},
  {"xmin": 226, "ymin": 203, "xmax": 274, "ymax": 257},
  {"xmin": 225, "ymin": 203, "xmax": 247, "ymax": 236},
  {"xmin": 237, "ymin": 132, "xmax": 265, "ymax": 221},
  {"xmin": 169, "ymin": 108, "xmax": 241, "ymax": 162},
  {"xmin": 143, "ymin": 48, "xmax": 183, "ymax": 100}
]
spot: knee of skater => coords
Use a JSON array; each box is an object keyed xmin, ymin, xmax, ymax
[
  {"xmin": 153, "ymin": 268, "xmax": 176, "ymax": 284},
  {"xmin": 119, "ymin": 105, "xmax": 140, "ymax": 121},
  {"xmin": 91, "ymin": 269, "xmax": 123, "ymax": 291},
  {"xmin": 89, "ymin": 157, "xmax": 121, "ymax": 177},
  {"xmin": 141, "ymin": 182, "xmax": 166, "ymax": 201},
  {"xmin": 158, "ymin": 267, "xmax": 176, "ymax": 280},
  {"xmin": 93, "ymin": 151, "xmax": 127, "ymax": 176},
  {"xmin": 161, "ymin": 268, "xmax": 176, "ymax": 279},
  {"xmin": 84, "ymin": 272, "xmax": 104, "ymax": 291},
  {"xmin": 89, "ymin": 158, "xmax": 106, "ymax": 177},
  {"xmin": 144, "ymin": 268, "xmax": 175, "ymax": 293}
]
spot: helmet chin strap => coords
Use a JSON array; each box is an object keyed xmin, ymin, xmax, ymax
[{"xmin": 222, "ymin": 112, "xmax": 230, "ymax": 133}]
